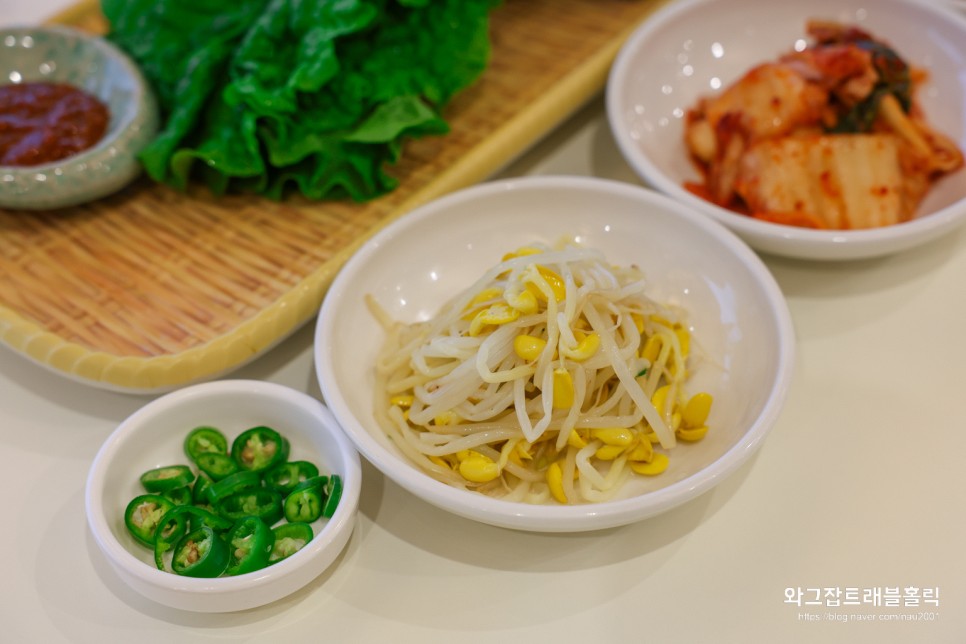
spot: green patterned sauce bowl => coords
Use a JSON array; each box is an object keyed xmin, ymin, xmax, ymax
[{"xmin": 0, "ymin": 25, "xmax": 158, "ymax": 210}]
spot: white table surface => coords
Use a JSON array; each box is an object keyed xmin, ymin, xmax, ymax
[{"xmin": 3, "ymin": 2, "xmax": 965, "ymax": 642}]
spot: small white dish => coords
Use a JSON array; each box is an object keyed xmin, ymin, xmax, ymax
[
  {"xmin": 606, "ymin": 0, "xmax": 966, "ymax": 260},
  {"xmin": 85, "ymin": 380, "xmax": 361, "ymax": 613},
  {"xmin": 315, "ymin": 176, "xmax": 795, "ymax": 532},
  {"xmin": 0, "ymin": 25, "xmax": 158, "ymax": 210}
]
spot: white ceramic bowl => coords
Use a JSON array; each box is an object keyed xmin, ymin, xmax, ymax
[
  {"xmin": 0, "ymin": 25, "xmax": 158, "ymax": 210},
  {"xmin": 606, "ymin": 0, "xmax": 966, "ymax": 261},
  {"xmin": 315, "ymin": 176, "xmax": 795, "ymax": 532},
  {"xmin": 85, "ymin": 380, "xmax": 361, "ymax": 612}
]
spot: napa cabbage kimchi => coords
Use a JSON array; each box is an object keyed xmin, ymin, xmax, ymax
[{"xmin": 684, "ymin": 21, "xmax": 963, "ymax": 229}]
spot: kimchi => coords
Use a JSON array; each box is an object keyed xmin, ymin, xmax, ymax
[{"xmin": 684, "ymin": 21, "xmax": 963, "ymax": 230}]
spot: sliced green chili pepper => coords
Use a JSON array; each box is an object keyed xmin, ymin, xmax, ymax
[
  {"xmin": 215, "ymin": 488, "xmax": 283, "ymax": 525},
  {"xmin": 231, "ymin": 426, "xmax": 289, "ymax": 473},
  {"xmin": 153, "ymin": 507, "xmax": 189, "ymax": 571},
  {"xmin": 205, "ymin": 470, "xmax": 262, "ymax": 505},
  {"xmin": 282, "ymin": 476, "xmax": 327, "ymax": 524},
  {"xmin": 139, "ymin": 464, "xmax": 196, "ymax": 493},
  {"xmin": 163, "ymin": 485, "xmax": 193, "ymax": 506},
  {"xmin": 322, "ymin": 474, "xmax": 343, "ymax": 519},
  {"xmin": 152, "ymin": 503, "xmax": 234, "ymax": 573},
  {"xmin": 183, "ymin": 505, "xmax": 234, "ymax": 533},
  {"xmin": 153, "ymin": 504, "xmax": 233, "ymax": 572},
  {"xmin": 269, "ymin": 522, "xmax": 314, "ymax": 564},
  {"xmin": 172, "ymin": 526, "xmax": 229, "ymax": 578},
  {"xmin": 194, "ymin": 452, "xmax": 239, "ymax": 481},
  {"xmin": 225, "ymin": 516, "xmax": 275, "ymax": 576},
  {"xmin": 264, "ymin": 460, "xmax": 320, "ymax": 495},
  {"xmin": 124, "ymin": 494, "xmax": 175, "ymax": 547},
  {"xmin": 184, "ymin": 425, "xmax": 228, "ymax": 462},
  {"xmin": 192, "ymin": 472, "xmax": 213, "ymax": 505}
]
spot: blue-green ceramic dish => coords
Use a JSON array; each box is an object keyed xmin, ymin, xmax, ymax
[{"xmin": 0, "ymin": 25, "xmax": 158, "ymax": 210}]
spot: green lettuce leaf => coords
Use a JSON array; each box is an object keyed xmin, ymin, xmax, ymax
[{"xmin": 101, "ymin": 0, "xmax": 500, "ymax": 201}]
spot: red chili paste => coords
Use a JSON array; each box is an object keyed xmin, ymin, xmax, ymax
[{"xmin": 0, "ymin": 81, "xmax": 110, "ymax": 167}]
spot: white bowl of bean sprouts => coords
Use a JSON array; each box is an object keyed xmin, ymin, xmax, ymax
[
  {"xmin": 315, "ymin": 176, "xmax": 795, "ymax": 532},
  {"xmin": 607, "ymin": 0, "xmax": 966, "ymax": 261}
]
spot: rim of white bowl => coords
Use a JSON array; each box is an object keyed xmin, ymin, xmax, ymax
[
  {"xmin": 0, "ymin": 25, "xmax": 154, "ymax": 173},
  {"xmin": 84, "ymin": 379, "xmax": 361, "ymax": 596},
  {"xmin": 315, "ymin": 175, "xmax": 796, "ymax": 531},
  {"xmin": 605, "ymin": 0, "xmax": 966, "ymax": 261}
]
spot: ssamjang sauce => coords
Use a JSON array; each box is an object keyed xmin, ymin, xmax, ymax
[{"xmin": 0, "ymin": 81, "xmax": 110, "ymax": 166}]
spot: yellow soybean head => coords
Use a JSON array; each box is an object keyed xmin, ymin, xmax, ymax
[
  {"xmin": 567, "ymin": 429, "xmax": 588, "ymax": 449},
  {"xmin": 676, "ymin": 425, "xmax": 709, "ymax": 442},
  {"xmin": 594, "ymin": 444, "xmax": 626, "ymax": 461},
  {"xmin": 513, "ymin": 334, "xmax": 547, "ymax": 361},
  {"xmin": 484, "ymin": 303, "xmax": 520, "ymax": 324},
  {"xmin": 674, "ymin": 325, "xmax": 691, "ymax": 358},
  {"xmin": 429, "ymin": 455, "xmax": 451, "ymax": 469},
  {"xmin": 509, "ymin": 441, "xmax": 533, "ymax": 466},
  {"xmin": 590, "ymin": 427, "xmax": 635, "ymax": 447},
  {"xmin": 551, "ymin": 368, "xmax": 575, "ymax": 409},
  {"xmin": 504, "ymin": 286, "xmax": 539, "ymax": 315},
  {"xmin": 459, "ymin": 456, "xmax": 501, "ymax": 483},
  {"xmin": 630, "ymin": 452, "xmax": 669, "ymax": 476},
  {"xmin": 537, "ymin": 266, "xmax": 567, "ymax": 301},
  {"xmin": 564, "ymin": 331, "xmax": 600, "ymax": 361},
  {"xmin": 469, "ymin": 287, "xmax": 502, "ymax": 305},
  {"xmin": 641, "ymin": 334, "xmax": 663, "ymax": 363},
  {"xmin": 469, "ymin": 311, "xmax": 489, "ymax": 336},
  {"xmin": 433, "ymin": 411, "xmax": 459, "ymax": 426},
  {"xmin": 547, "ymin": 461, "xmax": 568, "ymax": 504},
  {"xmin": 389, "ymin": 394, "xmax": 414, "ymax": 409},
  {"xmin": 683, "ymin": 392, "xmax": 713, "ymax": 428},
  {"xmin": 461, "ymin": 287, "xmax": 503, "ymax": 320},
  {"xmin": 524, "ymin": 265, "xmax": 567, "ymax": 303},
  {"xmin": 502, "ymin": 247, "xmax": 543, "ymax": 262},
  {"xmin": 651, "ymin": 384, "xmax": 671, "ymax": 416},
  {"xmin": 497, "ymin": 439, "xmax": 517, "ymax": 466},
  {"xmin": 626, "ymin": 439, "xmax": 654, "ymax": 463},
  {"xmin": 469, "ymin": 303, "xmax": 520, "ymax": 336}
]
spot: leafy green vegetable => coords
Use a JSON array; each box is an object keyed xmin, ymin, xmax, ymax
[{"xmin": 102, "ymin": 0, "xmax": 500, "ymax": 201}]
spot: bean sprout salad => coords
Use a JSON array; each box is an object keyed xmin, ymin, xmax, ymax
[{"xmin": 369, "ymin": 242, "xmax": 713, "ymax": 504}]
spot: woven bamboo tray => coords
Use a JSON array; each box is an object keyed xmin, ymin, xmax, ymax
[{"xmin": 0, "ymin": 0, "xmax": 672, "ymax": 392}]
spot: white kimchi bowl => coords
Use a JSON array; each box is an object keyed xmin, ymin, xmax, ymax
[
  {"xmin": 315, "ymin": 176, "xmax": 795, "ymax": 532},
  {"xmin": 607, "ymin": 0, "xmax": 966, "ymax": 261}
]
